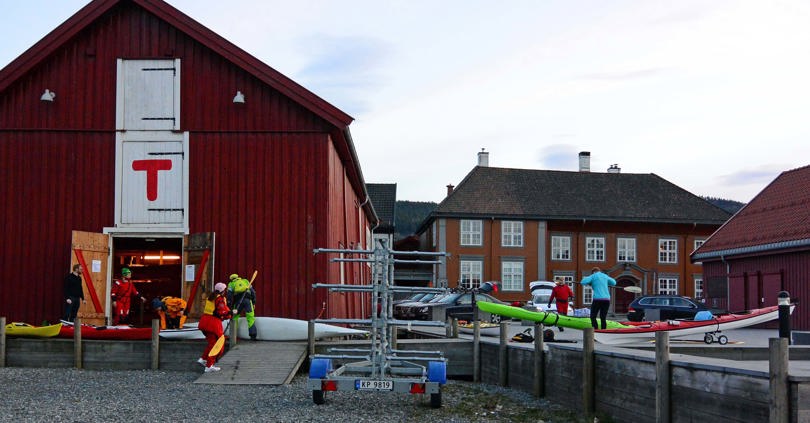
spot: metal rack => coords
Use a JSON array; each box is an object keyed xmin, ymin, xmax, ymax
[{"xmin": 306, "ymin": 239, "xmax": 450, "ymax": 408}]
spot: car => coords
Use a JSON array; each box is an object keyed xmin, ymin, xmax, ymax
[
  {"xmin": 393, "ymin": 292, "xmax": 441, "ymax": 319},
  {"xmin": 523, "ymin": 281, "xmax": 574, "ymax": 316},
  {"xmin": 399, "ymin": 291, "xmax": 506, "ymax": 323},
  {"xmin": 445, "ymin": 293, "xmax": 508, "ymax": 323},
  {"xmin": 626, "ymin": 295, "xmax": 711, "ymax": 322}
]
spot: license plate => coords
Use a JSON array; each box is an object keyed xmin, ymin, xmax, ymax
[{"xmin": 357, "ymin": 379, "xmax": 393, "ymax": 391}]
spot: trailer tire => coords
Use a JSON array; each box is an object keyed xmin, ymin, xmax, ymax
[
  {"xmin": 718, "ymin": 335, "xmax": 728, "ymax": 345},
  {"xmin": 430, "ymin": 391, "xmax": 442, "ymax": 408},
  {"xmin": 704, "ymin": 334, "xmax": 714, "ymax": 344},
  {"xmin": 313, "ymin": 390, "xmax": 325, "ymax": 405}
]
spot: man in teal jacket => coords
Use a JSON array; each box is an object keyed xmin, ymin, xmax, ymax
[{"xmin": 580, "ymin": 267, "xmax": 616, "ymax": 329}]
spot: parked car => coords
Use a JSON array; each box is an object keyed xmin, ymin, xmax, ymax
[
  {"xmin": 626, "ymin": 295, "xmax": 711, "ymax": 322},
  {"xmin": 523, "ymin": 280, "xmax": 573, "ymax": 316},
  {"xmin": 393, "ymin": 293, "xmax": 442, "ymax": 320},
  {"xmin": 409, "ymin": 292, "xmax": 506, "ymax": 323}
]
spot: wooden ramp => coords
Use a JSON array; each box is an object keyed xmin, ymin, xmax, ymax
[{"xmin": 194, "ymin": 341, "xmax": 307, "ymax": 385}]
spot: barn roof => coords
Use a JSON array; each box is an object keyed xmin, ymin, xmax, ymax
[
  {"xmin": 420, "ymin": 166, "xmax": 730, "ymax": 230},
  {"xmin": 366, "ymin": 183, "xmax": 397, "ymax": 234},
  {"xmin": 0, "ymin": 0, "xmax": 372, "ymax": 217},
  {"xmin": 692, "ymin": 164, "xmax": 810, "ymax": 261}
]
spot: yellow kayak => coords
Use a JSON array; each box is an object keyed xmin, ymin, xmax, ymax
[{"xmin": 5, "ymin": 322, "xmax": 63, "ymax": 338}]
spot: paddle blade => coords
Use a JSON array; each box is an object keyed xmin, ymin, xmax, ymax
[
  {"xmin": 249, "ymin": 270, "xmax": 258, "ymax": 284},
  {"xmin": 624, "ymin": 286, "xmax": 642, "ymax": 294},
  {"xmin": 208, "ymin": 335, "xmax": 226, "ymax": 357}
]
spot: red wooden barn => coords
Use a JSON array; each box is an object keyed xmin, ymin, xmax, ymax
[
  {"xmin": 0, "ymin": 0, "xmax": 375, "ymax": 325},
  {"xmin": 692, "ymin": 165, "xmax": 810, "ymax": 330}
]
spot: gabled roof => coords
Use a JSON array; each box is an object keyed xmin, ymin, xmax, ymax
[
  {"xmin": 423, "ymin": 166, "xmax": 730, "ymax": 227},
  {"xmin": 0, "ymin": 0, "xmax": 353, "ymax": 128},
  {"xmin": 366, "ymin": 183, "xmax": 397, "ymax": 233},
  {"xmin": 692, "ymin": 165, "xmax": 810, "ymax": 261}
]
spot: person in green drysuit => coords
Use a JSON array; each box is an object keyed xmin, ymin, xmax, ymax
[{"xmin": 226, "ymin": 273, "xmax": 257, "ymax": 340}]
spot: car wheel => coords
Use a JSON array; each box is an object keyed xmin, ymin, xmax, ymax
[{"xmin": 489, "ymin": 313, "xmax": 501, "ymax": 324}]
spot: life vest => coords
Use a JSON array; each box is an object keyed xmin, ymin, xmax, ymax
[
  {"xmin": 203, "ymin": 299, "xmax": 216, "ymax": 315},
  {"xmin": 231, "ymin": 278, "xmax": 250, "ymax": 294},
  {"xmin": 162, "ymin": 296, "xmax": 187, "ymax": 316}
]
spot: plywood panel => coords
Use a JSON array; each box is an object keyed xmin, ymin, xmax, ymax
[{"xmin": 71, "ymin": 230, "xmax": 110, "ymax": 325}]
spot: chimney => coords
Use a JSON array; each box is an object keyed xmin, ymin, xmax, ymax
[
  {"xmin": 607, "ymin": 164, "xmax": 621, "ymax": 173},
  {"xmin": 446, "ymin": 184, "xmax": 454, "ymax": 196},
  {"xmin": 477, "ymin": 148, "xmax": 489, "ymax": 167},
  {"xmin": 578, "ymin": 151, "xmax": 591, "ymax": 172}
]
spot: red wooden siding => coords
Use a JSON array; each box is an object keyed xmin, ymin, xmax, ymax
[
  {"xmin": 702, "ymin": 251, "xmax": 810, "ymax": 330},
  {"xmin": 0, "ymin": 1, "xmax": 369, "ymax": 323}
]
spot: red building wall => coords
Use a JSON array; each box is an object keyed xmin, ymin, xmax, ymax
[{"xmin": 0, "ymin": 1, "xmax": 368, "ymax": 323}]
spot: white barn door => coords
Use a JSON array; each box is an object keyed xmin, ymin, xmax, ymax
[{"xmin": 117, "ymin": 59, "xmax": 180, "ymax": 131}]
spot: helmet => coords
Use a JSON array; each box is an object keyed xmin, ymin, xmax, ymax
[
  {"xmin": 121, "ymin": 268, "xmax": 132, "ymax": 276},
  {"xmin": 214, "ymin": 283, "xmax": 227, "ymax": 293},
  {"xmin": 229, "ymin": 273, "xmax": 240, "ymax": 281}
]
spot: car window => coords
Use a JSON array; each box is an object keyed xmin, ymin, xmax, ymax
[
  {"xmin": 456, "ymin": 293, "xmax": 473, "ymax": 305},
  {"xmin": 532, "ymin": 293, "xmax": 551, "ymax": 304},
  {"xmin": 671, "ymin": 298, "xmax": 690, "ymax": 307}
]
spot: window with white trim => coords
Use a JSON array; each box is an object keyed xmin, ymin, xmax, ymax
[
  {"xmin": 460, "ymin": 220, "xmax": 482, "ymax": 246},
  {"xmin": 658, "ymin": 278, "xmax": 678, "ymax": 295},
  {"xmin": 586, "ymin": 236, "xmax": 605, "ymax": 262},
  {"xmin": 583, "ymin": 285, "xmax": 593, "ymax": 305},
  {"xmin": 554, "ymin": 274, "xmax": 576, "ymax": 295},
  {"xmin": 617, "ymin": 237, "xmax": 636, "ymax": 262},
  {"xmin": 658, "ymin": 239, "xmax": 678, "ymax": 264},
  {"xmin": 501, "ymin": 261, "xmax": 523, "ymax": 292},
  {"xmin": 459, "ymin": 260, "xmax": 482, "ymax": 289},
  {"xmin": 694, "ymin": 277, "xmax": 704, "ymax": 300},
  {"xmin": 551, "ymin": 236, "xmax": 571, "ymax": 260},
  {"xmin": 501, "ymin": 221, "xmax": 523, "ymax": 247},
  {"xmin": 693, "ymin": 239, "xmax": 705, "ymax": 253}
]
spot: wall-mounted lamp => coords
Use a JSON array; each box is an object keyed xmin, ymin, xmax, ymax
[
  {"xmin": 40, "ymin": 89, "xmax": 56, "ymax": 102},
  {"xmin": 232, "ymin": 90, "xmax": 245, "ymax": 104}
]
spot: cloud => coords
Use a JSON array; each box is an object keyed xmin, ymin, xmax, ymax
[
  {"xmin": 718, "ymin": 166, "xmax": 784, "ymax": 187},
  {"xmin": 579, "ymin": 67, "xmax": 669, "ymax": 81}
]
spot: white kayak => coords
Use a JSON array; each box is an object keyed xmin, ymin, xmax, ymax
[
  {"xmin": 225, "ymin": 316, "xmax": 368, "ymax": 341},
  {"xmin": 177, "ymin": 316, "xmax": 368, "ymax": 341},
  {"xmin": 159, "ymin": 327, "xmax": 205, "ymax": 340}
]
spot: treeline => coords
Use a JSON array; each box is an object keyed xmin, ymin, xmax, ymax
[{"xmin": 702, "ymin": 197, "xmax": 745, "ymax": 214}]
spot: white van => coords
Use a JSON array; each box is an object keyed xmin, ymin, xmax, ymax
[{"xmin": 524, "ymin": 280, "xmax": 573, "ymax": 315}]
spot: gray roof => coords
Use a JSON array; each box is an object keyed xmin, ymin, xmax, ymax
[
  {"xmin": 366, "ymin": 183, "xmax": 397, "ymax": 233},
  {"xmin": 430, "ymin": 166, "xmax": 730, "ymax": 224}
]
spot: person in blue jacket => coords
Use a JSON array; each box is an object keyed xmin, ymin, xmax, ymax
[{"xmin": 580, "ymin": 266, "xmax": 616, "ymax": 329}]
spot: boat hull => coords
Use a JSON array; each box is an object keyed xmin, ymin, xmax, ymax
[
  {"xmin": 477, "ymin": 302, "xmax": 630, "ymax": 330},
  {"xmin": 58, "ymin": 324, "xmax": 153, "ymax": 340},
  {"xmin": 226, "ymin": 317, "xmax": 368, "ymax": 341},
  {"xmin": 5, "ymin": 322, "xmax": 62, "ymax": 338},
  {"xmin": 459, "ymin": 323, "xmax": 500, "ymax": 336},
  {"xmin": 593, "ymin": 305, "xmax": 792, "ymax": 345}
]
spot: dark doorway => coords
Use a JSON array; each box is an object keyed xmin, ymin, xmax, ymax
[
  {"xmin": 112, "ymin": 237, "xmax": 183, "ymax": 326},
  {"xmin": 613, "ymin": 278, "xmax": 639, "ymax": 314}
]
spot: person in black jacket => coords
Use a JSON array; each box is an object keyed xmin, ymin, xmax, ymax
[{"xmin": 63, "ymin": 264, "xmax": 86, "ymax": 322}]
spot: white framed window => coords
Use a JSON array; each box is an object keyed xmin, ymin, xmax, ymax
[
  {"xmin": 586, "ymin": 236, "xmax": 605, "ymax": 262},
  {"xmin": 693, "ymin": 239, "xmax": 705, "ymax": 253},
  {"xmin": 460, "ymin": 220, "xmax": 482, "ymax": 246},
  {"xmin": 501, "ymin": 261, "xmax": 523, "ymax": 292},
  {"xmin": 583, "ymin": 285, "xmax": 593, "ymax": 305},
  {"xmin": 658, "ymin": 239, "xmax": 678, "ymax": 263},
  {"xmin": 551, "ymin": 236, "xmax": 571, "ymax": 260},
  {"xmin": 617, "ymin": 237, "xmax": 636, "ymax": 262},
  {"xmin": 459, "ymin": 260, "xmax": 482, "ymax": 289},
  {"xmin": 501, "ymin": 221, "xmax": 523, "ymax": 247},
  {"xmin": 658, "ymin": 277, "xmax": 678, "ymax": 295},
  {"xmin": 554, "ymin": 274, "xmax": 576, "ymax": 294},
  {"xmin": 694, "ymin": 276, "xmax": 704, "ymax": 300}
]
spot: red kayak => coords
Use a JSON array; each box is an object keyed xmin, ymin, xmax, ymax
[
  {"xmin": 594, "ymin": 305, "xmax": 794, "ymax": 345},
  {"xmin": 58, "ymin": 324, "xmax": 153, "ymax": 340}
]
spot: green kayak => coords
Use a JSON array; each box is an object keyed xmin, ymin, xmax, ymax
[{"xmin": 478, "ymin": 301, "xmax": 632, "ymax": 330}]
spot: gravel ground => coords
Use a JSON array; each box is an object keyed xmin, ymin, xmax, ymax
[{"xmin": 0, "ymin": 367, "xmax": 591, "ymax": 423}]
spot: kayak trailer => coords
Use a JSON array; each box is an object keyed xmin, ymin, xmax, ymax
[{"xmin": 308, "ymin": 241, "xmax": 449, "ymax": 408}]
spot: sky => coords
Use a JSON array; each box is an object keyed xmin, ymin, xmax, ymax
[{"xmin": 2, "ymin": 1, "xmax": 809, "ymax": 203}]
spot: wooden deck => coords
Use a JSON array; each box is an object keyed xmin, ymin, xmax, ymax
[{"xmin": 194, "ymin": 341, "xmax": 307, "ymax": 385}]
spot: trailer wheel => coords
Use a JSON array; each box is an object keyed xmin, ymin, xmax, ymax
[
  {"xmin": 489, "ymin": 313, "xmax": 502, "ymax": 324},
  {"xmin": 704, "ymin": 334, "xmax": 714, "ymax": 344},
  {"xmin": 718, "ymin": 335, "xmax": 728, "ymax": 345},
  {"xmin": 430, "ymin": 391, "xmax": 442, "ymax": 408},
  {"xmin": 313, "ymin": 389, "xmax": 325, "ymax": 405}
]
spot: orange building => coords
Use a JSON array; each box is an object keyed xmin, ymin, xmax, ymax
[{"xmin": 418, "ymin": 151, "xmax": 730, "ymax": 314}]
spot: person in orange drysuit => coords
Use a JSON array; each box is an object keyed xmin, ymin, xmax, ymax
[
  {"xmin": 547, "ymin": 277, "xmax": 575, "ymax": 331},
  {"xmin": 197, "ymin": 282, "xmax": 232, "ymax": 372},
  {"xmin": 111, "ymin": 268, "xmax": 145, "ymax": 325}
]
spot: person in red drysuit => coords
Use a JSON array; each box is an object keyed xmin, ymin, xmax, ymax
[
  {"xmin": 547, "ymin": 277, "xmax": 575, "ymax": 331},
  {"xmin": 197, "ymin": 282, "xmax": 233, "ymax": 372},
  {"xmin": 111, "ymin": 268, "xmax": 145, "ymax": 325}
]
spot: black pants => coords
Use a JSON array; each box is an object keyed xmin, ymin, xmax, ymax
[
  {"xmin": 63, "ymin": 297, "xmax": 81, "ymax": 322},
  {"xmin": 590, "ymin": 299, "xmax": 611, "ymax": 329}
]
